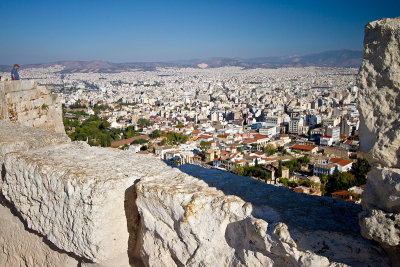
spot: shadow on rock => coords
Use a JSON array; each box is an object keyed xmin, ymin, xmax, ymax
[
  {"xmin": 175, "ymin": 164, "xmax": 387, "ymax": 265},
  {"xmin": 124, "ymin": 183, "xmax": 145, "ymax": 267}
]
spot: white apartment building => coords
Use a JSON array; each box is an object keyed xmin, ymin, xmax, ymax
[
  {"xmin": 259, "ymin": 126, "xmax": 277, "ymax": 137},
  {"xmin": 325, "ymin": 126, "xmax": 340, "ymax": 142},
  {"xmin": 288, "ymin": 117, "xmax": 304, "ymax": 134}
]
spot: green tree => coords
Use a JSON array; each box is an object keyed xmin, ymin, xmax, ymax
[
  {"xmin": 282, "ymin": 159, "xmax": 301, "ymax": 174},
  {"xmin": 151, "ymin": 130, "xmax": 161, "ymax": 139},
  {"xmin": 131, "ymin": 139, "xmax": 148, "ymax": 145},
  {"xmin": 351, "ymin": 158, "xmax": 371, "ymax": 185},
  {"xmin": 200, "ymin": 141, "xmax": 212, "ymax": 153},
  {"xmin": 278, "ymin": 146, "xmax": 288, "ymax": 155},
  {"xmin": 233, "ymin": 165, "xmax": 244, "ymax": 175},
  {"xmin": 279, "ymin": 178, "xmax": 298, "ymax": 188},
  {"xmin": 298, "ymin": 155, "xmax": 310, "ymax": 166},
  {"xmin": 320, "ymin": 174, "xmax": 328, "ymax": 195},
  {"xmin": 277, "ymin": 160, "xmax": 283, "ymax": 178},
  {"xmin": 263, "ymin": 143, "xmax": 276, "ymax": 156},
  {"xmin": 159, "ymin": 138, "xmax": 167, "ymax": 146},
  {"xmin": 165, "ymin": 131, "xmax": 189, "ymax": 145},
  {"xmin": 137, "ymin": 118, "xmax": 152, "ymax": 128},
  {"xmin": 325, "ymin": 172, "xmax": 357, "ymax": 195}
]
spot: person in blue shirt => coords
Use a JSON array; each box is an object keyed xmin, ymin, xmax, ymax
[{"xmin": 11, "ymin": 64, "xmax": 20, "ymax": 80}]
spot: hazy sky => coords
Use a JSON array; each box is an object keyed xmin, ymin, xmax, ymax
[{"xmin": 1, "ymin": 0, "xmax": 399, "ymax": 64}]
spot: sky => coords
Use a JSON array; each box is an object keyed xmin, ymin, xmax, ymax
[{"xmin": 1, "ymin": 0, "xmax": 399, "ymax": 65}]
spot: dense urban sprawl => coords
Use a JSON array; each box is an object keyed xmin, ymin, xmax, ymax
[{"xmin": 1, "ymin": 65, "xmax": 370, "ymax": 201}]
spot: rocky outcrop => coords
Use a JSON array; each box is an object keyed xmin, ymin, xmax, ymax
[
  {"xmin": 357, "ymin": 17, "xmax": 400, "ymax": 266},
  {"xmin": 357, "ymin": 17, "xmax": 400, "ymax": 168},
  {"xmin": 2, "ymin": 141, "xmax": 171, "ymax": 263},
  {"xmin": 0, "ymin": 80, "xmax": 65, "ymax": 134},
  {"xmin": 0, "ymin": 120, "xmax": 69, "ymax": 193},
  {"xmin": 0, "ymin": 205, "xmax": 78, "ymax": 267},
  {"xmin": 0, "ymin": 120, "xmax": 69, "ymax": 165},
  {"xmin": 135, "ymin": 165, "xmax": 388, "ymax": 266},
  {"xmin": 0, "ymin": 120, "xmax": 389, "ymax": 266}
]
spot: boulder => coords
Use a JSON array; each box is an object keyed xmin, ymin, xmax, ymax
[
  {"xmin": 357, "ymin": 17, "xmax": 400, "ymax": 168},
  {"xmin": 134, "ymin": 165, "xmax": 388, "ymax": 266},
  {"xmin": 2, "ymin": 141, "xmax": 170, "ymax": 263}
]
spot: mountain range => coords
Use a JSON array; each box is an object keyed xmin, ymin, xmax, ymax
[{"xmin": 0, "ymin": 49, "xmax": 362, "ymax": 73}]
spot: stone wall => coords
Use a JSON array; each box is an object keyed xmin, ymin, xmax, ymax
[
  {"xmin": 357, "ymin": 17, "xmax": 400, "ymax": 266},
  {"xmin": 0, "ymin": 80, "xmax": 64, "ymax": 133}
]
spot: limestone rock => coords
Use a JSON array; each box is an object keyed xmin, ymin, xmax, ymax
[
  {"xmin": 134, "ymin": 165, "xmax": 389, "ymax": 266},
  {"xmin": 359, "ymin": 209, "xmax": 400, "ymax": 247},
  {"xmin": 0, "ymin": 80, "xmax": 65, "ymax": 134},
  {"xmin": 2, "ymin": 142, "xmax": 170, "ymax": 263},
  {"xmin": 361, "ymin": 167, "xmax": 400, "ymax": 213},
  {"xmin": 0, "ymin": 120, "xmax": 69, "ymax": 193},
  {"xmin": 357, "ymin": 17, "xmax": 400, "ymax": 168},
  {"xmin": 0, "ymin": 120, "xmax": 69, "ymax": 165},
  {"xmin": 0, "ymin": 204, "xmax": 78, "ymax": 267}
]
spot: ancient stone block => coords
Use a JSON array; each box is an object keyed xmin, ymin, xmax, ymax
[{"xmin": 2, "ymin": 142, "xmax": 170, "ymax": 262}]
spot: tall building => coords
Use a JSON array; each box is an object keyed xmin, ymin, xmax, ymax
[
  {"xmin": 288, "ymin": 117, "xmax": 304, "ymax": 134},
  {"xmin": 325, "ymin": 126, "xmax": 340, "ymax": 142}
]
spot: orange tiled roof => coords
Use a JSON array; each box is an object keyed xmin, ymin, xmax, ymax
[
  {"xmin": 292, "ymin": 144, "xmax": 316, "ymax": 151},
  {"xmin": 330, "ymin": 158, "xmax": 353, "ymax": 167}
]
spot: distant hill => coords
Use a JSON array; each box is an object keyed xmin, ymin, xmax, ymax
[{"xmin": 1, "ymin": 49, "xmax": 362, "ymax": 73}]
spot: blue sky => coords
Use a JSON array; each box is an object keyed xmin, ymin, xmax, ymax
[{"xmin": 1, "ymin": 0, "xmax": 399, "ymax": 64}]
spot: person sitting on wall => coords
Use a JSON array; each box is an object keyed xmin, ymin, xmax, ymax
[{"xmin": 11, "ymin": 64, "xmax": 20, "ymax": 80}]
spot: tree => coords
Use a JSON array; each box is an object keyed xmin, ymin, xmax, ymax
[
  {"xmin": 251, "ymin": 143, "xmax": 258, "ymax": 151},
  {"xmin": 200, "ymin": 141, "xmax": 211, "ymax": 153},
  {"xmin": 298, "ymin": 155, "xmax": 310, "ymax": 166},
  {"xmin": 151, "ymin": 130, "xmax": 161, "ymax": 139},
  {"xmin": 282, "ymin": 159, "xmax": 301, "ymax": 174},
  {"xmin": 325, "ymin": 172, "xmax": 357, "ymax": 195},
  {"xmin": 320, "ymin": 174, "xmax": 328, "ymax": 195},
  {"xmin": 263, "ymin": 143, "xmax": 276, "ymax": 156},
  {"xmin": 159, "ymin": 138, "xmax": 167, "ymax": 146},
  {"xmin": 277, "ymin": 161, "xmax": 283, "ymax": 178},
  {"xmin": 137, "ymin": 118, "xmax": 152, "ymax": 128},
  {"xmin": 278, "ymin": 146, "xmax": 288, "ymax": 155},
  {"xmin": 351, "ymin": 158, "xmax": 371, "ymax": 185},
  {"xmin": 175, "ymin": 122, "xmax": 184, "ymax": 129},
  {"xmin": 131, "ymin": 138, "xmax": 148, "ymax": 145},
  {"xmin": 233, "ymin": 165, "xmax": 244, "ymax": 175},
  {"xmin": 165, "ymin": 132, "xmax": 189, "ymax": 145}
]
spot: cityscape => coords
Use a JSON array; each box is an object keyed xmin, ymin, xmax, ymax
[
  {"xmin": 1, "ymin": 0, "xmax": 399, "ymax": 265},
  {"xmin": 1, "ymin": 63, "xmax": 369, "ymax": 201}
]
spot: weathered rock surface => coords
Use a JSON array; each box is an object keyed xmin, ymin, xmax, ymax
[
  {"xmin": 0, "ymin": 80, "xmax": 65, "ymax": 134},
  {"xmin": 357, "ymin": 17, "xmax": 400, "ymax": 168},
  {"xmin": 361, "ymin": 167, "xmax": 400, "ymax": 213},
  {"xmin": 357, "ymin": 17, "xmax": 400, "ymax": 267},
  {"xmin": 134, "ymin": 165, "xmax": 388, "ymax": 266},
  {"xmin": 360, "ymin": 209, "xmax": 400, "ymax": 247},
  {"xmin": 0, "ymin": 120, "xmax": 69, "ymax": 165},
  {"xmin": 2, "ymin": 141, "xmax": 170, "ymax": 263},
  {"xmin": 0, "ymin": 204, "xmax": 78, "ymax": 267},
  {"xmin": 0, "ymin": 120, "xmax": 69, "ymax": 193}
]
